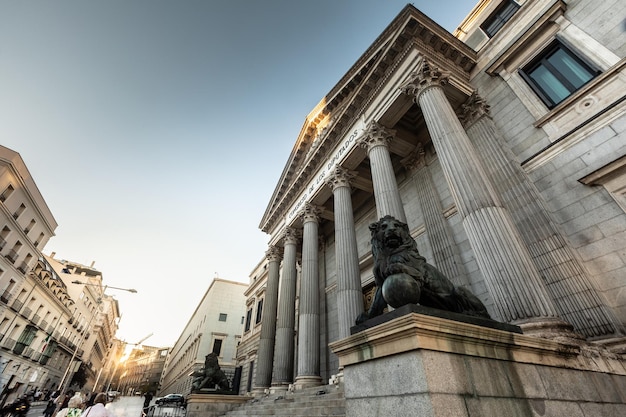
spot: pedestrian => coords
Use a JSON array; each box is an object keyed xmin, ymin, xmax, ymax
[
  {"xmin": 44, "ymin": 399, "xmax": 57, "ymax": 417},
  {"xmin": 56, "ymin": 395, "xmax": 83, "ymax": 417},
  {"xmin": 80, "ymin": 393, "xmax": 116, "ymax": 417},
  {"xmin": 143, "ymin": 392, "xmax": 153, "ymax": 408}
]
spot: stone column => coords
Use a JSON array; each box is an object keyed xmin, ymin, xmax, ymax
[
  {"xmin": 295, "ymin": 204, "xmax": 323, "ymax": 388},
  {"xmin": 253, "ymin": 246, "xmax": 282, "ymax": 392},
  {"xmin": 358, "ymin": 122, "xmax": 407, "ymax": 223},
  {"xmin": 460, "ymin": 93, "xmax": 621, "ymax": 337},
  {"xmin": 327, "ymin": 167, "xmax": 365, "ymax": 339},
  {"xmin": 271, "ymin": 228, "xmax": 298, "ymax": 390},
  {"xmin": 402, "ymin": 147, "xmax": 470, "ymax": 288},
  {"xmin": 400, "ymin": 60, "xmax": 559, "ymax": 324}
]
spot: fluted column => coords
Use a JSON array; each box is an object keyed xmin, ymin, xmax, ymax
[
  {"xmin": 402, "ymin": 147, "xmax": 470, "ymax": 288},
  {"xmin": 460, "ymin": 93, "xmax": 621, "ymax": 337},
  {"xmin": 358, "ymin": 122, "xmax": 407, "ymax": 223},
  {"xmin": 400, "ymin": 59, "xmax": 559, "ymax": 324},
  {"xmin": 327, "ymin": 167, "xmax": 364, "ymax": 339},
  {"xmin": 271, "ymin": 228, "xmax": 298, "ymax": 389},
  {"xmin": 295, "ymin": 204, "xmax": 323, "ymax": 388},
  {"xmin": 253, "ymin": 246, "xmax": 282, "ymax": 391}
]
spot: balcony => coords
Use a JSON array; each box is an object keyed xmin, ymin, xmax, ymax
[
  {"xmin": 4, "ymin": 250, "xmax": 18, "ymax": 264},
  {"xmin": 0, "ymin": 290, "xmax": 11, "ymax": 304},
  {"xmin": 31, "ymin": 314, "xmax": 40, "ymax": 325},
  {"xmin": 10, "ymin": 299, "xmax": 23, "ymax": 312},
  {"xmin": 0, "ymin": 237, "xmax": 6, "ymax": 250},
  {"xmin": 22, "ymin": 347, "xmax": 34, "ymax": 358},
  {"xmin": 21, "ymin": 306, "xmax": 32, "ymax": 319},
  {"xmin": 0, "ymin": 337, "xmax": 16, "ymax": 350},
  {"xmin": 16, "ymin": 262, "xmax": 29, "ymax": 274},
  {"xmin": 39, "ymin": 320, "xmax": 48, "ymax": 330}
]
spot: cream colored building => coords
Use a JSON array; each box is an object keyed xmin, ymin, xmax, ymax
[
  {"xmin": 159, "ymin": 278, "xmax": 247, "ymax": 396},
  {"xmin": 46, "ymin": 256, "xmax": 122, "ymax": 393},
  {"xmin": 0, "ymin": 145, "xmax": 120, "ymax": 402},
  {"xmin": 241, "ymin": 0, "xmax": 626, "ymax": 395}
]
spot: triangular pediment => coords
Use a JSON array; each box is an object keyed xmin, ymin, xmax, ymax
[{"xmin": 260, "ymin": 4, "xmax": 476, "ymax": 235}]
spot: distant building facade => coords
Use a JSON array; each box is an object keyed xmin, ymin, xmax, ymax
[
  {"xmin": 117, "ymin": 345, "xmax": 169, "ymax": 395},
  {"xmin": 159, "ymin": 278, "xmax": 247, "ymax": 396},
  {"xmin": 244, "ymin": 0, "xmax": 626, "ymax": 394}
]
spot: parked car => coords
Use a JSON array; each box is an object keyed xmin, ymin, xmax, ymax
[{"xmin": 155, "ymin": 394, "xmax": 185, "ymax": 406}]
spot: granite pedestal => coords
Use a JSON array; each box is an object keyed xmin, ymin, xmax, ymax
[{"xmin": 329, "ymin": 305, "xmax": 626, "ymax": 417}]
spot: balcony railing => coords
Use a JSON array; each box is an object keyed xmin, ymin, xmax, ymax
[
  {"xmin": 0, "ymin": 337, "xmax": 16, "ymax": 350},
  {"xmin": 0, "ymin": 236, "xmax": 6, "ymax": 249},
  {"xmin": 31, "ymin": 314, "xmax": 40, "ymax": 325},
  {"xmin": 40, "ymin": 320, "xmax": 48, "ymax": 330},
  {"xmin": 0, "ymin": 290, "xmax": 11, "ymax": 304},
  {"xmin": 10, "ymin": 299, "xmax": 23, "ymax": 312},
  {"xmin": 21, "ymin": 306, "xmax": 32, "ymax": 318},
  {"xmin": 22, "ymin": 347, "xmax": 34, "ymax": 358},
  {"xmin": 5, "ymin": 250, "xmax": 18, "ymax": 263},
  {"xmin": 16, "ymin": 262, "xmax": 29, "ymax": 274},
  {"xmin": 31, "ymin": 351, "xmax": 42, "ymax": 362}
]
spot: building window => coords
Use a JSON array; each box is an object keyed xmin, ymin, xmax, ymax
[
  {"xmin": 13, "ymin": 204, "xmax": 26, "ymax": 220},
  {"xmin": 244, "ymin": 308, "xmax": 252, "ymax": 332},
  {"xmin": 0, "ymin": 184, "xmax": 14, "ymax": 202},
  {"xmin": 520, "ymin": 40, "xmax": 599, "ymax": 109},
  {"xmin": 218, "ymin": 313, "xmax": 227, "ymax": 322},
  {"xmin": 212, "ymin": 338, "xmax": 223, "ymax": 356},
  {"xmin": 255, "ymin": 299, "xmax": 263, "ymax": 324},
  {"xmin": 481, "ymin": 0, "xmax": 520, "ymax": 38}
]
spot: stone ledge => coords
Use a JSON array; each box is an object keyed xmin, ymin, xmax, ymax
[
  {"xmin": 351, "ymin": 304, "xmax": 522, "ymax": 335},
  {"xmin": 332, "ymin": 309, "xmax": 626, "ymax": 375}
]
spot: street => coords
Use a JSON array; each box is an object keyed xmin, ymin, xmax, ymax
[{"xmin": 25, "ymin": 395, "xmax": 144, "ymax": 417}]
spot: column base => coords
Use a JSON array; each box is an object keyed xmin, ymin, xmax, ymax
[
  {"xmin": 293, "ymin": 375, "xmax": 322, "ymax": 390},
  {"xmin": 269, "ymin": 383, "xmax": 290, "ymax": 394},
  {"xmin": 514, "ymin": 316, "xmax": 586, "ymax": 344},
  {"xmin": 251, "ymin": 386, "xmax": 269, "ymax": 397}
]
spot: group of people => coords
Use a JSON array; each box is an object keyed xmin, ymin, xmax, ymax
[
  {"xmin": 43, "ymin": 390, "xmax": 116, "ymax": 417},
  {"xmin": 0, "ymin": 395, "xmax": 30, "ymax": 417}
]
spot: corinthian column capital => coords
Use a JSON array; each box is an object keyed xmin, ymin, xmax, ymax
[
  {"xmin": 265, "ymin": 245, "xmax": 282, "ymax": 262},
  {"xmin": 459, "ymin": 92, "xmax": 491, "ymax": 128},
  {"xmin": 400, "ymin": 59, "xmax": 450, "ymax": 103},
  {"xmin": 326, "ymin": 166, "xmax": 356, "ymax": 192},
  {"xmin": 301, "ymin": 203, "xmax": 321, "ymax": 224},
  {"xmin": 357, "ymin": 120, "xmax": 395, "ymax": 153},
  {"xmin": 401, "ymin": 145, "xmax": 426, "ymax": 173},
  {"xmin": 283, "ymin": 227, "xmax": 299, "ymax": 246}
]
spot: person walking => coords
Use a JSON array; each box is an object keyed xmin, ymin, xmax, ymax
[
  {"xmin": 55, "ymin": 395, "xmax": 83, "ymax": 417},
  {"xmin": 80, "ymin": 393, "xmax": 116, "ymax": 417}
]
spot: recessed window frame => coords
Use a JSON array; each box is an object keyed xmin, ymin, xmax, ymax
[
  {"xmin": 480, "ymin": 0, "xmax": 520, "ymax": 38},
  {"xmin": 255, "ymin": 299, "xmax": 264, "ymax": 325},
  {"xmin": 519, "ymin": 39, "xmax": 600, "ymax": 109}
]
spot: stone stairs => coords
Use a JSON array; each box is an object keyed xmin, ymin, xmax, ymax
[{"xmin": 220, "ymin": 384, "xmax": 345, "ymax": 417}]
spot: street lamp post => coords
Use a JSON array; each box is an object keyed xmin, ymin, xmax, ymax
[{"xmin": 57, "ymin": 281, "xmax": 137, "ymax": 394}]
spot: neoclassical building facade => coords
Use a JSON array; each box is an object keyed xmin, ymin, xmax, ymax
[{"xmin": 236, "ymin": 0, "xmax": 626, "ymax": 394}]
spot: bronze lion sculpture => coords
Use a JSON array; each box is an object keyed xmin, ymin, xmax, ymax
[
  {"xmin": 356, "ymin": 215, "xmax": 490, "ymax": 324},
  {"xmin": 191, "ymin": 352, "xmax": 230, "ymax": 392}
]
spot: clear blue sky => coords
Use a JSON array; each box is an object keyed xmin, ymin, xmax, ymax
[{"xmin": 0, "ymin": 0, "xmax": 479, "ymax": 347}]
